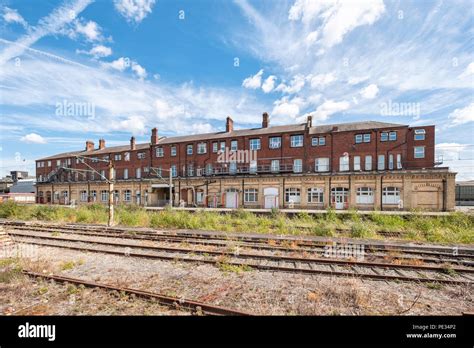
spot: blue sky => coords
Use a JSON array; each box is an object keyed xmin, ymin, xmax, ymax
[{"xmin": 0, "ymin": 0, "xmax": 473, "ymax": 179}]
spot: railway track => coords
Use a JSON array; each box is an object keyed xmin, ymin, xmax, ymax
[
  {"xmin": 3, "ymin": 224, "xmax": 474, "ymax": 266},
  {"xmin": 23, "ymin": 270, "xmax": 250, "ymax": 316},
  {"xmin": 6, "ymin": 228, "xmax": 474, "ymax": 285},
  {"xmin": 2, "ymin": 220, "xmax": 472, "ymax": 261}
]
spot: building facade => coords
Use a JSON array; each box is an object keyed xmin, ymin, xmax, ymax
[{"xmin": 35, "ymin": 114, "xmax": 455, "ymax": 211}]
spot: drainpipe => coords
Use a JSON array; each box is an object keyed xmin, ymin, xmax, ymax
[
  {"xmin": 380, "ymin": 175, "xmax": 383, "ymax": 211},
  {"xmin": 241, "ymin": 178, "xmax": 245, "ymax": 208},
  {"xmin": 442, "ymin": 178, "xmax": 447, "ymax": 212}
]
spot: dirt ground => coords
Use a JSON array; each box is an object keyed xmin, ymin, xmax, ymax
[{"xmin": 1, "ymin": 242, "xmax": 473, "ymax": 316}]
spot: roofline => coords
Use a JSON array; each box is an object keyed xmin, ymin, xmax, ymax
[{"xmin": 36, "ymin": 119, "xmax": 412, "ymax": 161}]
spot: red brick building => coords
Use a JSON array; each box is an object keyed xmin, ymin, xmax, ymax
[{"xmin": 35, "ymin": 114, "xmax": 455, "ymax": 211}]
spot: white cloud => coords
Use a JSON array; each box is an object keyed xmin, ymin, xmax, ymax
[
  {"xmin": 72, "ymin": 18, "xmax": 103, "ymax": 42},
  {"xmin": 112, "ymin": 115, "xmax": 146, "ymax": 135},
  {"xmin": 272, "ymin": 96, "xmax": 301, "ymax": 118},
  {"xmin": 448, "ymin": 103, "xmax": 474, "ymax": 126},
  {"xmin": 2, "ymin": 7, "xmax": 28, "ymax": 29},
  {"xmin": 288, "ymin": 0, "xmax": 386, "ymax": 48},
  {"xmin": 103, "ymin": 57, "xmax": 130, "ymax": 71},
  {"xmin": 261, "ymin": 75, "xmax": 277, "ymax": 93},
  {"xmin": 114, "ymin": 0, "xmax": 155, "ymax": 24},
  {"xmin": 77, "ymin": 45, "xmax": 112, "ymax": 58},
  {"xmin": 360, "ymin": 84, "xmax": 379, "ymax": 99},
  {"xmin": 348, "ymin": 76, "xmax": 369, "ymax": 85},
  {"xmin": 0, "ymin": 43, "xmax": 267, "ymax": 136},
  {"xmin": 242, "ymin": 69, "xmax": 264, "ymax": 89},
  {"xmin": 459, "ymin": 62, "xmax": 474, "ymax": 78},
  {"xmin": 308, "ymin": 72, "xmax": 336, "ymax": 89},
  {"xmin": 312, "ymin": 99, "xmax": 350, "ymax": 121},
  {"xmin": 305, "ymin": 30, "xmax": 319, "ymax": 45},
  {"xmin": 131, "ymin": 61, "xmax": 147, "ymax": 80},
  {"xmin": 435, "ymin": 143, "xmax": 474, "ymax": 181},
  {"xmin": 20, "ymin": 133, "xmax": 47, "ymax": 144},
  {"xmin": 275, "ymin": 74, "xmax": 306, "ymax": 94}
]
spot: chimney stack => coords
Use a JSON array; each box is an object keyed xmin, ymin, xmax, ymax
[
  {"xmin": 306, "ymin": 115, "xmax": 313, "ymax": 128},
  {"xmin": 262, "ymin": 112, "xmax": 269, "ymax": 128},
  {"xmin": 99, "ymin": 138, "xmax": 106, "ymax": 150},
  {"xmin": 85, "ymin": 140, "xmax": 94, "ymax": 152},
  {"xmin": 226, "ymin": 116, "xmax": 234, "ymax": 133},
  {"xmin": 151, "ymin": 128, "xmax": 159, "ymax": 145},
  {"xmin": 130, "ymin": 136, "xmax": 136, "ymax": 150}
]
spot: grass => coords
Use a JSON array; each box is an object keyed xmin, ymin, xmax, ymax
[{"xmin": 0, "ymin": 201, "xmax": 473, "ymax": 244}]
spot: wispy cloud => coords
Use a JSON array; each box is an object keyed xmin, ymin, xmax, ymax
[
  {"xmin": 114, "ymin": 0, "xmax": 155, "ymax": 24},
  {"xmin": 0, "ymin": 0, "xmax": 93, "ymax": 65}
]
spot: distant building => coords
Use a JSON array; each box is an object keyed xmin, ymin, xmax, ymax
[
  {"xmin": 455, "ymin": 181, "xmax": 474, "ymax": 206},
  {"xmin": 10, "ymin": 170, "xmax": 30, "ymax": 182},
  {"xmin": 0, "ymin": 171, "xmax": 36, "ymax": 203}
]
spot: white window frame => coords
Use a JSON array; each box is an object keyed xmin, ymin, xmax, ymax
[
  {"xmin": 124, "ymin": 152, "xmax": 130, "ymax": 161},
  {"xmin": 187, "ymin": 164, "xmax": 194, "ymax": 177},
  {"xmin": 389, "ymin": 154, "xmax": 394, "ymax": 170},
  {"xmin": 378, "ymin": 155, "xmax": 385, "ymax": 170},
  {"xmin": 114, "ymin": 154, "xmax": 122, "ymax": 161},
  {"xmin": 270, "ymin": 160, "xmax": 280, "ymax": 173},
  {"xmin": 380, "ymin": 132, "xmax": 388, "ymax": 142},
  {"xmin": 355, "ymin": 134, "xmax": 363, "ymax": 143},
  {"xmin": 123, "ymin": 168, "xmax": 129, "ymax": 180},
  {"xmin": 269, "ymin": 136, "xmax": 281, "ymax": 149},
  {"xmin": 290, "ymin": 134, "xmax": 304, "ymax": 147},
  {"xmin": 197, "ymin": 143, "xmax": 207, "ymax": 154},
  {"xmin": 356, "ymin": 187, "xmax": 374, "ymax": 204},
  {"xmin": 124, "ymin": 190, "xmax": 131, "ymax": 202},
  {"xmin": 101, "ymin": 190, "xmax": 109, "ymax": 202},
  {"xmin": 187, "ymin": 144, "xmax": 193, "ymax": 155},
  {"xmin": 396, "ymin": 154, "xmax": 402, "ymax": 169},
  {"xmin": 212, "ymin": 142, "xmax": 218, "ymax": 153},
  {"xmin": 389, "ymin": 131, "xmax": 397, "ymax": 141},
  {"xmin": 136, "ymin": 168, "xmax": 141, "ymax": 179},
  {"xmin": 365, "ymin": 155, "xmax": 372, "ymax": 171},
  {"xmin": 171, "ymin": 165, "xmax": 177, "ymax": 177},
  {"xmin": 156, "ymin": 147, "xmax": 164, "ymax": 157},
  {"xmin": 414, "ymin": 129, "xmax": 426, "ymax": 141},
  {"xmin": 339, "ymin": 156, "xmax": 349, "ymax": 172},
  {"xmin": 414, "ymin": 146, "xmax": 425, "ymax": 159},
  {"xmin": 315, "ymin": 157, "xmax": 329, "ymax": 172},
  {"xmin": 230, "ymin": 140, "xmax": 238, "ymax": 151},
  {"xmin": 249, "ymin": 138, "xmax": 261, "ymax": 150},
  {"xmin": 382, "ymin": 187, "xmax": 401, "ymax": 205},
  {"xmin": 244, "ymin": 188, "xmax": 258, "ymax": 203},
  {"xmin": 354, "ymin": 156, "xmax": 361, "ymax": 171},
  {"xmin": 293, "ymin": 159, "xmax": 303, "ymax": 173},
  {"xmin": 285, "ymin": 188, "xmax": 301, "ymax": 203},
  {"xmin": 171, "ymin": 146, "xmax": 177, "ymax": 157},
  {"xmin": 363, "ymin": 133, "xmax": 371, "ymax": 143},
  {"xmin": 307, "ymin": 188, "xmax": 324, "ymax": 204},
  {"xmin": 80, "ymin": 190, "xmax": 88, "ymax": 202}
]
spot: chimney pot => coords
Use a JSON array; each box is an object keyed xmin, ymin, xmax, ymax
[
  {"xmin": 151, "ymin": 128, "xmax": 159, "ymax": 145},
  {"xmin": 85, "ymin": 140, "xmax": 95, "ymax": 152},
  {"xmin": 98, "ymin": 138, "xmax": 106, "ymax": 150},
  {"xmin": 306, "ymin": 115, "xmax": 313, "ymax": 128},
  {"xmin": 226, "ymin": 116, "xmax": 234, "ymax": 133},
  {"xmin": 130, "ymin": 136, "xmax": 136, "ymax": 150},
  {"xmin": 262, "ymin": 112, "xmax": 269, "ymax": 128}
]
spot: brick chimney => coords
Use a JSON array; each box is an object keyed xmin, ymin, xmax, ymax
[
  {"xmin": 262, "ymin": 112, "xmax": 269, "ymax": 128},
  {"xmin": 98, "ymin": 138, "xmax": 106, "ymax": 150},
  {"xmin": 85, "ymin": 140, "xmax": 94, "ymax": 152},
  {"xmin": 306, "ymin": 115, "xmax": 313, "ymax": 128},
  {"xmin": 130, "ymin": 136, "xmax": 136, "ymax": 150},
  {"xmin": 151, "ymin": 128, "xmax": 158, "ymax": 145},
  {"xmin": 226, "ymin": 116, "xmax": 234, "ymax": 133}
]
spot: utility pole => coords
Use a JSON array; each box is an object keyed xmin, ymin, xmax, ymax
[{"xmin": 108, "ymin": 160, "xmax": 115, "ymax": 226}]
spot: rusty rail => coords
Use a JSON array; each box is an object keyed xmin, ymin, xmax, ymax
[{"xmin": 23, "ymin": 270, "xmax": 251, "ymax": 316}]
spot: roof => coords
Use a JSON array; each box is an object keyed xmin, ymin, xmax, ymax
[
  {"xmin": 37, "ymin": 120, "xmax": 406, "ymax": 161},
  {"xmin": 10, "ymin": 181, "xmax": 35, "ymax": 193}
]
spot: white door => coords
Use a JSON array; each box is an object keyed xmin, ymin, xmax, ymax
[
  {"xmin": 264, "ymin": 195, "xmax": 278, "ymax": 209},
  {"xmin": 335, "ymin": 195, "xmax": 344, "ymax": 210},
  {"xmin": 264, "ymin": 187, "xmax": 279, "ymax": 209},
  {"xmin": 225, "ymin": 192, "xmax": 238, "ymax": 208}
]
